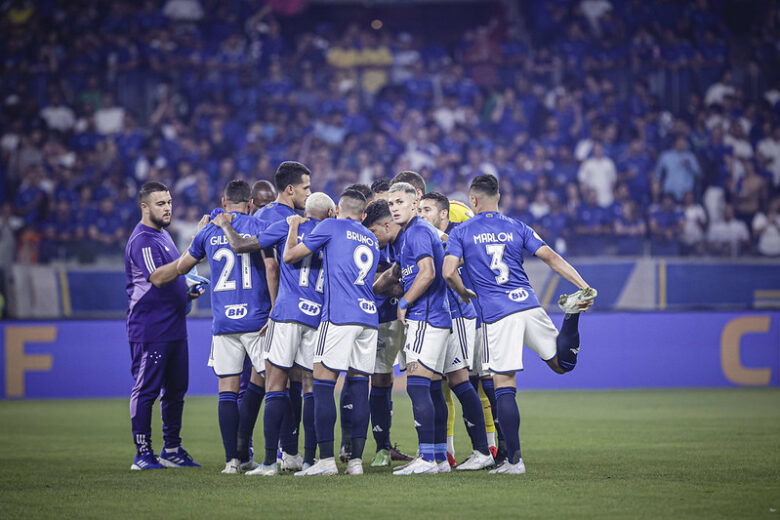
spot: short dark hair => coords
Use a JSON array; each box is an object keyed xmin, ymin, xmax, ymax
[
  {"xmin": 251, "ymin": 179, "xmax": 276, "ymax": 199},
  {"xmin": 421, "ymin": 191, "xmax": 450, "ymax": 213},
  {"xmin": 362, "ymin": 199, "xmax": 392, "ymax": 228},
  {"xmin": 339, "ymin": 188, "xmax": 368, "ymax": 216},
  {"xmin": 138, "ymin": 181, "xmax": 169, "ymax": 203},
  {"xmin": 274, "ymin": 161, "xmax": 311, "ymax": 191},
  {"xmin": 224, "ymin": 180, "xmax": 251, "ymax": 203},
  {"xmin": 371, "ymin": 179, "xmax": 390, "ymax": 194},
  {"xmin": 391, "ymin": 170, "xmax": 426, "ymax": 194},
  {"xmin": 345, "ymin": 183, "xmax": 374, "ymax": 202},
  {"xmin": 470, "ymin": 174, "xmax": 499, "ymax": 197}
]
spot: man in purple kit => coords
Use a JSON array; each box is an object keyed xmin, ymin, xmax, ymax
[{"xmin": 124, "ymin": 181, "xmax": 203, "ymax": 470}]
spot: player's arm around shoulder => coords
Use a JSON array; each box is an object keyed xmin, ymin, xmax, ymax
[
  {"xmin": 283, "ymin": 215, "xmax": 313, "ymax": 264},
  {"xmin": 213, "ymin": 212, "xmax": 262, "ymax": 254}
]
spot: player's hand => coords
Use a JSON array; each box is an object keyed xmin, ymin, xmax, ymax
[
  {"xmin": 397, "ymin": 305, "xmax": 407, "ymax": 326},
  {"xmin": 459, "ymin": 289, "xmax": 477, "ymax": 304},
  {"xmin": 197, "ymin": 214, "xmax": 210, "ymax": 231},
  {"xmin": 258, "ymin": 322, "xmax": 269, "ymax": 336},
  {"xmin": 212, "ymin": 212, "xmax": 235, "ymax": 228},
  {"xmin": 286, "ymin": 215, "xmax": 309, "ymax": 227}
]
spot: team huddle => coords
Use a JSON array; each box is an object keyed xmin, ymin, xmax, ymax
[{"xmin": 124, "ymin": 161, "xmax": 597, "ymax": 475}]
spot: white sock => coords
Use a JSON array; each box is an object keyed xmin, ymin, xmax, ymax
[{"xmin": 446, "ymin": 436, "xmax": 455, "ymax": 456}]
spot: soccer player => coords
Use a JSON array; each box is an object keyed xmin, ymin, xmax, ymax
[
  {"xmin": 251, "ymin": 180, "xmax": 277, "ymax": 210},
  {"xmin": 443, "ymin": 175, "xmax": 597, "ymax": 474},
  {"xmin": 337, "ymin": 183, "xmax": 373, "ymax": 461},
  {"xmin": 419, "ymin": 192, "xmax": 494, "ymax": 470},
  {"xmin": 371, "ymin": 179, "xmax": 391, "ymax": 200},
  {"xmin": 213, "ymin": 192, "xmax": 336, "ymax": 475},
  {"xmin": 175, "ymin": 180, "xmax": 272, "ymax": 474},
  {"xmin": 378, "ymin": 182, "xmax": 452, "ymax": 475},
  {"xmin": 361, "ymin": 199, "xmax": 414, "ymax": 467},
  {"xmin": 283, "ymin": 189, "xmax": 380, "ymax": 476},
  {"xmin": 124, "ymin": 181, "xmax": 202, "ymax": 470},
  {"xmin": 254, "ymin": 161, "xmax": 312, "ymax": 470}
]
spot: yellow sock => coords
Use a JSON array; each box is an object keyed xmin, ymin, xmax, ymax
[
  {"xmin": 444, "ymin": 382, "xmax": 455, "ymax": 438},
  {"xmin": 478, "ymin": 383, "xmax": 496, "ymax": 434}
]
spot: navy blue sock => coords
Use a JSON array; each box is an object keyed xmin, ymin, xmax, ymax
[
  {"xmin": 279, "ymin": 389, "xmax": 298, "ymax": 455},
  {"xmin": 302, "ymin": 392, "xmax": 316, "ymax": 465},
  {"xmin": 407, "ymin": 376, "xmax": 435, "ymax": 462},
  {"xmin": 429, "ymin": 379, "xmax": 448, "ymax": 462},
  {"xmin": 370, "ymin": 385, "xmax": 392, "ymax": 450},
  {"xmin": 481, "ymin": 378, "xmax": 502, "ymax": 441},
  {"xmin": 469, "ymin": 375, "xmax": 480, "ymax": 392},
  {"xmin": 237, "ymin": 382, "xmax": 264, "ymax": 462},
  {"xmin": 556, "ymin": 313, "xmax": 581, "ymax": 372},
  {"xmin": 218, "ymin": 391, "xmax": 239, "ymax": 462},
  {"xmin": 314, "ymin": 379, "xmax": 337, "ymax": 459},
  {"xmin": 387, "ymin": 390, "xmax": 394, "ymax": 440},
  {"xmin": 347, "ymin": 376, "xmax": 370, "ymax": 460},
  {"xmin": 495, "ymin": 387, "xmax": 521, "ymax": 463},
  {"xmin": 339, "ymin": 378, "xmax": 353, "ymax": 450},
  {"xmin": 452, "ymin": 380, "xmax": 489, "ymax": 454},
  {"xmin": 289, "ymin": 381, "xmax": 303, "ymax": 449},
  {"xmin": 263, "ymin": 391, "xmax": 287, "ymax": 465}
]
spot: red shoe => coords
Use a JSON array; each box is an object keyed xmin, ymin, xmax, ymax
[{"xmin": 446, "ymin": 451, "xmax": 457, "ymax": 467}]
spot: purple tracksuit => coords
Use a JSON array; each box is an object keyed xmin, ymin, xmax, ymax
[{"xmin": 125, "ymin": 222, "xmax": 188, "ymax": 453}]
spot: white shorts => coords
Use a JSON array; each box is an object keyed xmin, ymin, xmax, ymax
[
  {"xmin": 469, "ymin": 324, "xmax": 489, "ymax": 377},
  {"xmin": 314, "ymin": 321, "xmax": 378, "ymax": 375},
  {"xmin": 444, "ymin": 317, "xmax": 476, "ymax": 374},
  {"xmin": 375, "ymin": 320, "xmax": 405, "ymax": 373},
  {"xmin": 403, "ymin": 320, "xmax": 450, "ymax": 375},
  {"xmin": 264, "ymin": 319, "xmax": 318, "ymax": 372},
  {"xmin": 209, "ymin": 331, "xmax": 265, "ymax": 377},
  {"xmin": 482, "ymin": 307, "xmax": 558, "ymax": 374}
]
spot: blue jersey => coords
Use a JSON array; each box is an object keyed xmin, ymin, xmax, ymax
[
  {"xmin": 253, "ymin": 201, "xmax": 296, "ymax": 223},
  {"xmin": 189, "ymin": 212, "xmax": 272, "ymax": 335},
  {"xmin": 444, "ymin": 222, "xmax": 476, "ymax": 320},
  {"xmin": 303, "ymin": 218, "xmax": 380, "ymax": 328},
  {"xmin": 254, "ymin": 201, "xmax": 296, "ymax": 261},
  {"xmin": 376, "ymin": 246, "xmax": 399, "ymax": 324},
  {"xmin": 396, "ymin": 216, "xmax": 451, "ymax": 329},
  {"xmin": 257, "ymin": 218, "xmax": 324, "ymax": 329},
  {"xmin": 446, "ymin": 211, "xmax": 546, "ymax": 324}
]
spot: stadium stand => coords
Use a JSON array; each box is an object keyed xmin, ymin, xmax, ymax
[{"xmin": 1, "ymin": 0, "xmax": 779, "ymax": 274}]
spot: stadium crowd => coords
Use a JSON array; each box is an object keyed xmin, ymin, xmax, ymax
[{"xmin": 1, "ymin": 0, "xmax": 780, "ymax": 265}]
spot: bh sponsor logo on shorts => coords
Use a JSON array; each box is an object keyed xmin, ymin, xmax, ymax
[
  {"xmin": 358, "ymin": 298, "xmax": 377, "ymax": 314},
  {"xmin": 224, "ymin": 303, "xmax": 248, "ymax": 319},
  {"xmin": 298, "ymin": 298, "xmax": 322, "ymax": 316},
  {"xmin": 508, "ymin": 288, "xmax": 529, "ymax": 302}
]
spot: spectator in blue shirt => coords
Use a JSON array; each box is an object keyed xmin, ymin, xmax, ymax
[{"xmin": 655, "ymin": 136, "xmax": 702, "ymax": 201}]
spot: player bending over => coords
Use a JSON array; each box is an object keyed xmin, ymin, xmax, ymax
[{"xmin": 443, "ymin": 174, "xmax": 596, "ymax": 475}]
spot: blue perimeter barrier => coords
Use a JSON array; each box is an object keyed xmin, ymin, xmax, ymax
[{"xmin": 1, "ymin": 311, "xmax": 778, "ymax": 399}]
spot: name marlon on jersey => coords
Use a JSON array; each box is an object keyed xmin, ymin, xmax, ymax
[{"xmin": 472, "ymin": 231, "xmax": 514, "ymax": 245}]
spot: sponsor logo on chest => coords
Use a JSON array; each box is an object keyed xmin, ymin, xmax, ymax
[{"xmin": 224, "ymin": 303, "xmax": 248, "ymax": 319}]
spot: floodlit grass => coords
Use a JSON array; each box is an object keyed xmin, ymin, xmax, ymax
[{"xmin": 1, "ymin": 389, "xmax": 779, "ymax": 519}]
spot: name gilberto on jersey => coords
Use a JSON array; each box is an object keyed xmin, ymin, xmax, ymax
[
  {"xmin": 473, "ymin": 232, "xmax": 514, "ymax": 244},
  {"xmin": 210, "ymin": 233, "xmax": 251, "ymax": 246}
]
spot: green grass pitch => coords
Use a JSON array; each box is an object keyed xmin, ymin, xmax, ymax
[{"xmin": 1, "ymin": 389, "xmax": 779, "ymax": 519}]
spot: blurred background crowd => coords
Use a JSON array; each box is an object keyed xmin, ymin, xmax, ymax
[{"xmin": 1, "ymin": 0, "xmax": 779, "ymax": 266}]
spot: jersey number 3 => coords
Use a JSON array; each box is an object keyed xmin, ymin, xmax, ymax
[{"xmin": 486, "ymin": 244, "xmax": 509, "ymax": 284}]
